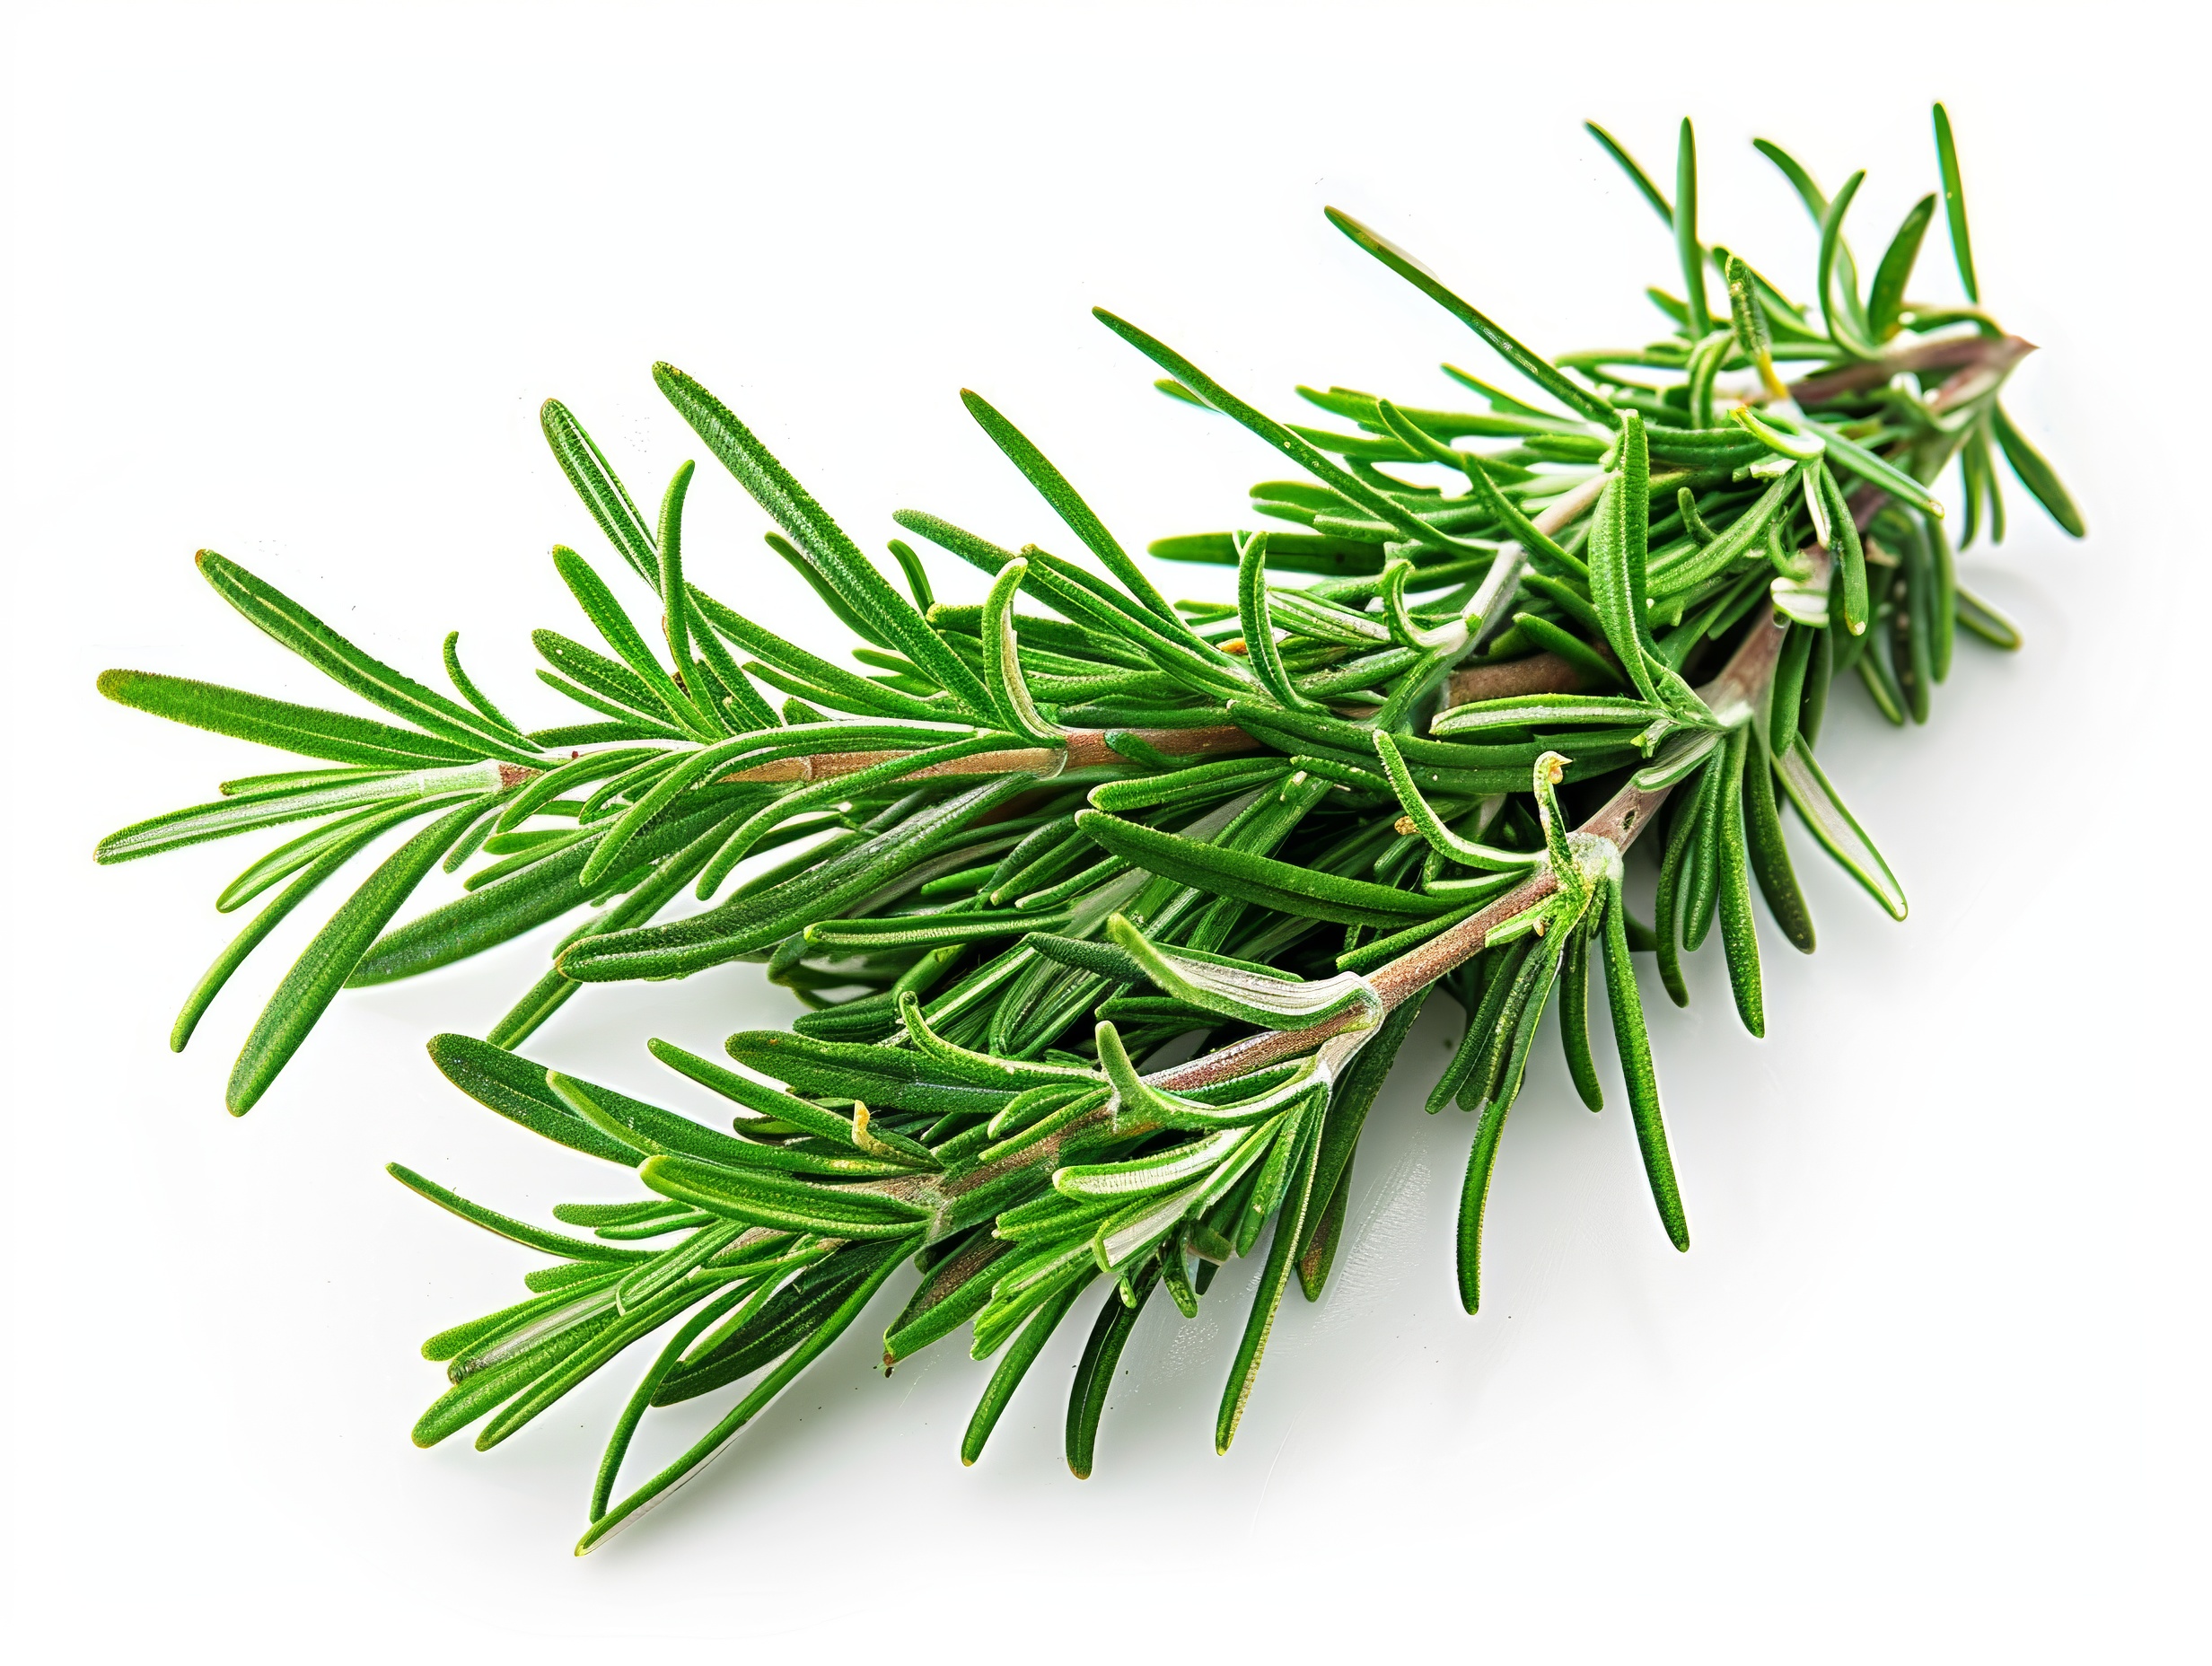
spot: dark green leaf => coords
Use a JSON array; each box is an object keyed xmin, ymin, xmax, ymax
[
  {"xmin": 226, "ymin": 794, "xmax": 499, "ymax": 1113},
  {"xmin": 541, "ymin": 398, "xmax": 659, "ymax": 587},
  {"xmin": 578, "ymin": 1233, "xmax": 918, "ymax": 1552},
  {"xmin": 440, "ymin": 633, "xmax": 522, "ymax": 737},
  {"xmin": 96, "ymin": 669, "xmax": 482, "ymax": 768},
  {"xmin": 1714, "ymin": 725, "xmax": 1765, "ymax": 1037},
  {"xmin": 1674, "ymin": 118, "xmax": 1710, "ymax": 338},
  {"xmin": 1321, "ymin": 210, "xmax": 1618, "ymax": 425},
  {"xmin": 1066, "ymin": 1263, "xmax": 1160, "ymax": 1478},
  {"xmin": 389, "ymin": 1162, "xmax": 648, "ymax": 1262},
  {"xmin": 1215, "ymin": 1101, "xmax": 1321, "ymax": 1453},
  {"xmin": 1584, "ymin": 120, "xmax": 1672, "ymax": 226},
  {"xmin": 724, "ymin": 1031, "xmax": 1017, "ymax": 1119},
  {"xmin": 654, "ymin": 363, "xmax": 997, "ymax": 718},
  {"xmin": 1815, "ymin": 170, "xmax": 1872, "ymax": 355},
  {"xmin": 1931, "ymin": 103, "xmax": 1979, "ymax": 303},
  {"xmin": 171, "ymin": 802, "xmax": 431, "ymax": 1051},
  {"xmin": 426, "ymin": 1032, "xmax": 646, "ymax": 1163},
  {"xmin": 549, "ymin": 544, "xmax": 710, "ymax": 737},
  {"xmin": 349, "ymin": 797, "xmax": 738, "ymax": 986},
  {"xmin": 964, "ymin": 1271, "xmax": 1096, "ymax": 1464},
  {"xmin": 1744, "ymin": 732, "xmax": 1814, "ymax": 953},
  {"xmin": 1598, "ymin": 880, "xmax": 1689, "ymax": 1250},
  {"xmin": 1990, "ymin": 404, "xmax": 2085, "ymax": 537},
  {"xmin": 961, "ymin": 390, "xmax": 1221, "ymax": 659},
  {"xmin": 560, "ymin": 774, "xmax": 1039, "ymax": 982},
  {"xmin": 1075, "ymin": 809, "xmax": 1447, "ymax": 928},
  {"xmin": 195, "ymin": 552, "xmax": 538, "ymax": 762},
  {"xmin": 1866, "ymin": 194, "xmax": 1937, "ymax": 342}
]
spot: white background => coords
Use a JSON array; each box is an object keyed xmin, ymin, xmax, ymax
[{"xmin": 5, "ymin": 3, "xmax": 2206, "ymax": 1660}]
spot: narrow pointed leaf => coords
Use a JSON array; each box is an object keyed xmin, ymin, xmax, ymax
[
  {"xmin": 1067, "ymin": 1266, "xmax": 1159, "ymax": 1478},
  {"xmin": 577, "ymin": 1232, "xmax": 919, "ymax": 1552},
  {"xmin": 1075, "ymin": 810, "xmax": 1446, "ymax": 928},
  {"xmin": 195, "ymin": 552, "xmax": 539, "ymax": 762},
  {"xmin": 1322, "ymin": 209, "xmax": 1618, "ymax": 426},
  {"xmin": 1584, "ymin": 120, "xmax": 1672, "ymax": 225},
  {"xmin": 1990, "ymin": 405, "xmax": 2085, "ymax": 537},
  {"xmin": 1674, "ymin": 118, "xmax": 1710, "ymax": 338},
  {"xmin": 541, "ymin": 398, "xmax": 660, "ymax": 587},
  {"xmin": 97, "ymin": 669, "xmax": 484, "ymax": 768},
  {"xmin": 1215, "ymin": 1105, "xmax": 1321, "ymax": 1453},
  {"xmin": 1866, "ymin": 194, "xmax": 1937, "ymax": 342},
  {"xmin": 226, "ymin": 794, "xmax": 500, "ymax": 1113},
  {"xmin": 654, "ymin": 362, "xmax": 997, "ymax": 717},
  {"xmin": 1599, "ymin": 880, "xmax": 1690, "ymax": 1249},
  {"xmin": 1932, "ymin": 103, "xmax": 1979, "ymax": 303},
  {"xmin": 1773, "ymin": 742, "xmax": 1908, "ymax": 919}
]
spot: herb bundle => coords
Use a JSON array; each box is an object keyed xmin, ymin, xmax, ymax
[{"xmin": 96, "ymin": 109, "xmax": 2078, "ymax": 1553}]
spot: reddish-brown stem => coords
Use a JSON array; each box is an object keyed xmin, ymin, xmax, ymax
[
  {"xmin": 1787, "ymin": 332, "xmax": 2034, "ymax": 408},
  {"xmin": 1444, "ymin": 651, "xmax": 1588, "ymax": 706},
  {"xmin": 502, "ymin": 723, "xmax": 1262, "ymax": 791}
]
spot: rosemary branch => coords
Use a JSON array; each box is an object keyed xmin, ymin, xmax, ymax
[{"xmin": 92, "ymin": 106, "xmax": 2082, "ymax": 1550}]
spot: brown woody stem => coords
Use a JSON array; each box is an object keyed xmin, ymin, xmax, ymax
[{"xmin": 1786, "ymin": 332, "xmax": 2034, "ymax": 408}]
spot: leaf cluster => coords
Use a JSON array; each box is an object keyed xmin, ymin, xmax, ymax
[{"xmin": 95, "ymin": 105, "xmax": 2076, "ymax": 1549}]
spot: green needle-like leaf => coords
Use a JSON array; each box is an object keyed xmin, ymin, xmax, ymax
[
  {"xmin": 980, "ymin": 559, "xmax": 1066, "ymax": 741},
  {"xmin": 541, "ymin": 398, "xmax": 660, "ymax": 587},
  {"xmin": 1584, "ymin": 119, "xmax": 1672, "ymax": 226},
  {"xmin": 97, "ymin": 669, "xmax": 487, "ymax": 769},
  {"xmin": 1088, "ymin": 311, "xmax": 1489, "ymax": 561},
  {"xmin": 1990, "ymin": 404, "xmax": 2086, "ymax": 537},
  {"xmin": 577, "ymin": 1232, "xmax": 920, "ymax": 1553},
  {"xmin": 1558, "ymin": 922, "xmax": 1604, "ymax": 1111},
  {"xmin": 1816, "ymin": 170, "xmax": 1873, "ymax": 357},
  {"xmin": 1815, "ymin": 461, "xmax": 1871, "ymax": 636},
  {"xmin": 655, "ymin": 460, "xmax": 711, "ymax": 729},
  {"xmin": 195, "ymin": 552, "xmax": 540, "ymax": 763},
  {"xmin": 1598, "ymin": 880, "xmax": 1689, "ymax": 1250},
  {"xmin": 1322, "ymin": 209, "xmax": 1619, "ymax": 426},
  {"xmin": 1866, "ymin": 193, "xmax": 1937, "ymax": 343},
  {"xmin": 1932, "ymin": 103, "xmax": 1980, "ymax": 303},
  {"xmin": 96, "ymin": 763, "xmax": 498, "ymax": 865},
  {"xmin": 390, "ymin": 1162, "xmax": 648, "ymax": 1263},
  {"xmin": 1216, "ymin": 1105, "xmax": 1321, "ymax": 1453},
  {"xmin": 1675, "ymin": 118, "xmax": 1711, "ymax": 339},
  {"xmin": 1235, "ymin": 532, "xmax": 1327, "ymax": 713},
  {"xmin": 654, "ymin": 362, "xmax": 997, "ymax": 719},
  {"xmin": 1773, "ymin": 741, "xmax": 1908, "ymax": 919},
  {"xmin": 226, "ymin": 794, "xmax": 500, "ymax": 1114},
  {"xmin": 1584, "ymin": 436, "xmax": 1666, "ymax": 708},
  {"xmin": 1713, "ymin": 725, "xmax": 1766, "ymax": 1037},
  {"xmin": 1744, "ymin": 731, "xmax": 1815, "ymax": 953},
  {"xmin": 1453, "ymin": 928, "xmax": 1565, "ymax": 1312},
  {"xmin": 1067, "ymin": 1265, "xmax": 1160, "ymax": 1477},
  {"xmin": 172, "ymin": 801, "xmax": 434, "ymax": 1051},
  {"xmin": 963, "ymin": 1271, "xmax": 1097, "ymax": 1465},
  {"xmin": 441, "ymin": 633, "xmax": 523, "ymax": 738},
  {"xmin": 1075, "ymin": 809, "xmax": 1447, "ymax": 929},
  {"xmin": 641, "ymin": 1154, "xmax": 930, "ymax": 1238},
  {"xmin": 960, "ymin": 389, "xmax": 1224, "ymax": 661},
  {"xmin": 562, "ymin": 773, "xmax": 1037, "ymax": 981},
  {"xmin": 550, "ymin": 543, "xmax": 712, "ymax": 738}
]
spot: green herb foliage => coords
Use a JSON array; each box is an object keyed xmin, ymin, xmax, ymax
[{"xmin": 96, "ymin": 110, "xmax": 2073, "ymax": 1551}]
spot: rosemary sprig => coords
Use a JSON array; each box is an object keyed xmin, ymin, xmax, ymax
[{"xmin": 95, "ymin": 107, "xmax": 2076, "ymax": 1550}]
